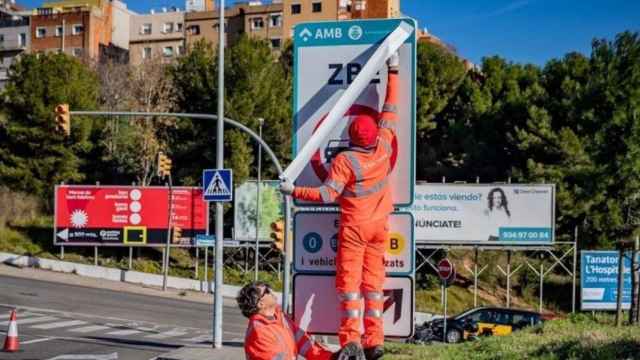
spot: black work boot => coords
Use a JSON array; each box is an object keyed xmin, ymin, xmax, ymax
[
  {"xmin": 334, "ymin": 341, "xmax": 365, "ymax": 360},
  {"xmin": 364, "ymin": 345, "xmax": 384, "ymax": 360}
]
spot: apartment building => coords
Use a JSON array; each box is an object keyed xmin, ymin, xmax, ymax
[
  {"xmin": 282, "ymin": 0, "xmax": 350, "ymax": 38},
  {"xmin": 0, "ymin": 4, "xmax": 29, "ymax": 88},
  {"xmin": 185, "ymin": 0, "xmax": 214, "ymax": 12},
  {"xmin": 350, "ymin": 0, "xmax": 400, "ymax": 19},
  {"xmin": 129, "ymin": 8, "xmax": 185, "ymax": 65},
  {"xmin": 30, "ymin": 0, "xmax": 120, "ymax": 59},
  {"xmin": 184, "ymin": 1, "xmax": 283, "ymax": 50}
]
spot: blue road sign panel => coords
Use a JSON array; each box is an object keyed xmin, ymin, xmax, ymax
[
  {"xmin": 203, "ymin": 169, "xmax": 233, "ymax": 202},
  {"xmin": 581, "ymin": 250, "xmax": 635, "ymax": 310},
  {"xmin": 196, "ymin": 234, "xmax": 216, "ymax": 246}
]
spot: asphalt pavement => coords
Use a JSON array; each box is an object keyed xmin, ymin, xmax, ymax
[{"xmin": 0, "ymin": 271, "xmax": 246, "ymax": 359}]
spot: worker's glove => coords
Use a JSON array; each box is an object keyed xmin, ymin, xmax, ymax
[
  {"xmin": 387, "ymin": 51, "xmax": 400, "ymax": 70},
  {"xmin": 279, "ymin": 178, "xmax": 295, "ymax": 196}
]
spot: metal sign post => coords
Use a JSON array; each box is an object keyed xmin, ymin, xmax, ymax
[
  {"xmin": 437, "ymin": 258, "xmax": 454, "ymax": 343},
  {"xmin": 213, "ymin": 0, "xmax": 225, "ymax": 348}
]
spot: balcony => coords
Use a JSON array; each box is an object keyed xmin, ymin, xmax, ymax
[{"xmin": 0, "ymin": 18, "xmax": 28, "ymax": 28}]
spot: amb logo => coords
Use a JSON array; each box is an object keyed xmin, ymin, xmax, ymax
[{"xmin": 299, "ymin": 27, "xmax": 343, "ymax": 42}]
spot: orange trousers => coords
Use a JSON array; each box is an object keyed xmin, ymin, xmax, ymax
[{"xmin": 335, "ymin": 217, "xmax": 387, "ymax": 348}]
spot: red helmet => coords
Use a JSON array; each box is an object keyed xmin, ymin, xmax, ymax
[{"xmin": 348, "ymin": 114, "xmax": 378, "ymax": 148}]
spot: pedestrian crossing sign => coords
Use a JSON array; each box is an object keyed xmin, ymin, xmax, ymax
[{"xmin": 203, "ymin": 169, "xmax": 233, "ymax": 202}]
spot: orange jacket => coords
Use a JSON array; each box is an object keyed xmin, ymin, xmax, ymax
[
  {"xmin": 293, "ymin": 70, "xmax": 399, "ymax": 225},
  {"xmin": 245, "ymin": 307, "xmax": 333, "ymax": 360}
]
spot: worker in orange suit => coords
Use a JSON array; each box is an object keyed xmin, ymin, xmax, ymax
[
  {"xmin": 280, "ymin": 52, "xmax": 401, "ymax": 360},
  {"xmin": 237, "ymin": 281, "xmax": 336, "ymax": 360}
]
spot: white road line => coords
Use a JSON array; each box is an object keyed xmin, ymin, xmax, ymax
[
  {"xmin": 0, "ymin": 316, "xmax": 58, "ymax": 326},
  {"xmin": 69, "ymin": 325, "xmax": 111, "ymax": 333},
  {"xmin": 105, "ymin": 329, "xmax": 141, "ymax": 336},
  {"xmin": 47, "ymin": 352, "xmax": 118, "ymax": 360},
  {"xmin": 145, "ymin": 329, "xmax": 189, "ymax": 339},
  {"xmin": 21, "ymin": 337, "xmax": 55, "ymax": 345},
  {"xmin": 31, "ymin": 320, "xmax": 88, "ymax": 329}
]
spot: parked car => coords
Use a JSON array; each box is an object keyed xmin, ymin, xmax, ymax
[{"xmin": 409, "ymin": 307, "xmax": 543, "ymax": 344}]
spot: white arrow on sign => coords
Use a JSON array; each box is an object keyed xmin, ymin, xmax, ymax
[
  {"xmin": 46, "ymin": 353, "xmax": 118, "ymax": 360},
  {"xmin": 282, "ymin": 21, "xmax": 414, "ymax": 182},
  {"xmin": 56, "ymin": 228, "xmax": 69, "ymax": 241}
]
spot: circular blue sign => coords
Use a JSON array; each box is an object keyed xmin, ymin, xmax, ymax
[
  {"xmin": 330, "ymin": 233, "xmax": 338, "ymax": 253},
  {"xmin": 303, "ymin": 232, "xmax": 323, "ymax": 253}
]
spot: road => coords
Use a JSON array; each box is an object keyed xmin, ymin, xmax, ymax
[{"xmin": 0, "ymin": 273, "xmax": 247, "ymax": 359}]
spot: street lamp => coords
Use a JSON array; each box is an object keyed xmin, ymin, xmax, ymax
[{"xmin": 255, "ymin": 117, "xmax": 264, "ymax": 281}]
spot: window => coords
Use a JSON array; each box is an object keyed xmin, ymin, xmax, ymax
[
  {"xmin": 270, "ymin": 38, "xmax": 281, "ymax": 49},
  {"xmin": 251, "ymin": 17, "xmax": 264, "ymax": 30},
  {"xmin": 140, "ymin": 23, "xmax": 152, "ymax": 35},
  {"xmin": 291, "ymin": 4, "xmax": 301, "ymax": 14},
  {"xmin": 187, "ymin": 25, "xmax": 200, "ymax": 35},
  {"xmin": 176, "ymin": 22, "xmax": 183, "ymax": 32},
  {"xmin": 55, "ymin": 25, "xmax": 63, "ymax": 37},
  {"xmin": 142, "ymin": 47, "xmax": 151, "ymax": 59},
  {"xmin": 18, "ymin": 33, "xmax": 26, "ymax": 47},
  {"xmin": 162, "ymin": 46, "xmax": 174, "ymax": 57},
  {"xmin": 177, "ymin": 45, "xmax": 185, "ymax": 55},
  {"xmin": 312, "ymin": 2, "xmax": 322, "ymax": 12},
  {"xmin": 354, "ymin": 0, "xmax": 366, "ymax": 11},
  {"xmin": 72, "ymin": 48, "xmax": 82, "ymax": 57},
  {"xmin": 72, "ymin": 24, "xmax": 83, "ymax": 35},
  {"xmin": 270, "ymin": 14, "xmax": 282, "ymax": 27},
  {"xmin": 163, "ymin": 22, "xmax": 174, "ymax": 33},
  {"xmin": 36, "ymin": 27, "xmax": 46, "ymax": 38}
]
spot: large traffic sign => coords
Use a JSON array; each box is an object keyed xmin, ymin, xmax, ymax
[
  {"xmin": 293, "ymin": 212, "xmax": 414, "ymax": 275},
  {"xmin": 292, "ymin": 18, "xmax": 416, "ymax": 207},
  {"xmin": 54, "ymin": 185, "xmax": 208, "ymax": 246},
  {"xmin": 203, "ymin": 169, "xmax": 233, "ymax": 202},
  {"xmin": 293, "ymin": 274, "xmax": 414, "ymax": 337}
]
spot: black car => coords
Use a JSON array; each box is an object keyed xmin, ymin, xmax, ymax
[{"xmin": 409, "ymin": 307, "xmax": 543, "ymax": 344}]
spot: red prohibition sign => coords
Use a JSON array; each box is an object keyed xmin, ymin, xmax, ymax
[
  {"xmin": 437, "ymin": 258, "xmax": 454, "ymax": 281},
  {"xmin": 310, "ymin": 104, "xmax": 399, "ymax": 182}
]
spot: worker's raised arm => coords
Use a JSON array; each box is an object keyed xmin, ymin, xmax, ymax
[
  {"xmin": 379, "ymin": 52, "xmax": 400, "ymax": 133},
  {"xmin": 279, "ymin": 154, "xmax": 352, "ymax": 204}
]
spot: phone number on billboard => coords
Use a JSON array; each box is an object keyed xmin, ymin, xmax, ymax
[{"xmin": 499, "ymin": 228, "xmax": 551, "ymax": 242}]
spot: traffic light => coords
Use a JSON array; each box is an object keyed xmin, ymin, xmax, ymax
[
  {"xmin": 172, "ymin": 226, "xmax": 182, "ymax": 243},
  {"xmin": 54, "ymin": 104, "xmax": 70, "ymax": 136},
  {"xmin": 270, "ymin": 220, "xmax": 285, "ymax": 252},
  {"xmin": 157, "ymin": 151, "xmax": 172, "ymax": 178}
]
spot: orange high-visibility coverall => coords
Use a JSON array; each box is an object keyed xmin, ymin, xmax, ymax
[
  {"xmin": 245, "ymin": 306, "xmax": 333, "ymax": 360},
  {"xmin": 292, "ymin": 69, "xmax": 399, "ymax": 348}
]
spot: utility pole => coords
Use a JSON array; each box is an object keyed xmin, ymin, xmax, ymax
[
  {"xmin": 254, "ymin": 118, "xmax": 264, "ymax": 281},
  {"xmin": 616, "ymin": 246, "xmax": 625, "ymax": 327},
  {"xmin": 213, "ymin": 0, "xmax": 225, "ymax": 349}
]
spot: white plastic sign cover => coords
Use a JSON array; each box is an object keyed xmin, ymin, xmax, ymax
[
  {"xmin": 292, "ymin": 18, "xmax": 416, "ymax": 207},
  {"xmin": 293, "ymin": 274, "xmax": 414, "ymax": 337},
  {"xmin": 407, "ymin": 184, "xmax": 555, "ymax": 245},
  {"xmin": 293, "ymin": 212, "xmax": 414, "ymax": 275}
]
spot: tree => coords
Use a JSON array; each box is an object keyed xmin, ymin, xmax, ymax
[{"xmin": 0, "ymin": 53, "xmax": 99, "ymax": 205}]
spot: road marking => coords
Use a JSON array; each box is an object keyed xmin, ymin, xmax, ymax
[
  {"xmin": 69, "ymin": 325, "xmax": 111, "ymax": 333},
  {"xmin": 21, "ymin": 337, "xmax": 54, "ymax": 345},
  {"xmin": 31, "ymin": 320, "xmax": 87, "ymax": 329},
  {"xmin": 0, "ymin": 316, "xmax": 58, "ymax": 326},
  {"xmin": 181, "ymin": 334, "xmax": 213, "ymax": 343},
  {"xmin": 47, "ymin": 352, "xmax": 118, "ymax": 360},
  {"xmin": 105, "ymin": 329, "xmax": 141, "ymax": 336},
  {"xmin": 0, "ymin": 311, "xmax": 37, "ymax": 320},
  {"xmin": 145, "ymin": 329, "xmax": 189, "ymax": 339}
]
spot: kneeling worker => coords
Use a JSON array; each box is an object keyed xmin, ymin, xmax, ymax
[{"xmin": 238, "ymin": 281, "xmax": 337, "ymax": 360}]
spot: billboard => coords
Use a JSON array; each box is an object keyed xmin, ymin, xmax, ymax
[
  {"xmin": 407, "ymin": 184, "xmax": 555, "ymax": 245},
  {"xmin": 581, "ymin": 251, "xmax": 634, "ymax": 310},
  {"xmin": 233, "ymin": 180, "xmax": 283, "ymax": 241},
  {"xmin": 293, "ymin": 274, "xmax": 413, "ymax": 337},
  {"xmin": 293, "ymin": 211, "xmax": 414, "ymax": 275},
  {"xmin": 54, "ymin": 185, "xmax": 208, "ymax": 246},
  {"xmin": 292, "ymin": 18, "xmax": 416, "ymax": 207}
]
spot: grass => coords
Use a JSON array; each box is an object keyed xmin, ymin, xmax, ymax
[{"xmin": 384, "ymin": 314, "xmax": 640, "ymax": 359}]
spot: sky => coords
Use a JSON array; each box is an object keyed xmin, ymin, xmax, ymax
[{"xmin": 19, "ymin": 0, "xmax": 640, "ymax": 66}]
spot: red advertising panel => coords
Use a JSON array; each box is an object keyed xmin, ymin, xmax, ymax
[{"xmin": 54, "ymin": 185, "xmax": 208, "ymax": 246}]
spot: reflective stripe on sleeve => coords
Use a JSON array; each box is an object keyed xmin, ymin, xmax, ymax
[
  {"xmin": 319, "ymin": 186, "xmax": 333, "ymax": 203},
  {"xmin": 382, "ymin": 103, "xmax": 397, "ymax": 113},
  {"xmin": 338, "ymin": 292, "xmax": 362, "ymax": 301},
  {"xmin": 294, "ymin": 328, "xmax": 305, "ymax": 343},
  {"xmin": 379, "ymin": 138, "xmax": 392, "ymax": 155},
  {"xmin": 364, "ymin": 291, "xmax": 384, "ymax": 301},
  {"xmin": 379, "ymin": 119, "xmax": 395, "ymax": 130},
  {"xmin": 366, "ymin": 309, "xmax": 383, "ymax": 318},
  {"xmin": 325, "ymin": 179, "xmax": 345, "ymax": 194},
  {"xmin": 342, "ymin": 309, "xmax": 361, "ymax": 318},
  {"xmin": 272, "ymin": 352, "xmax": 286, "ymax": 360}
]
